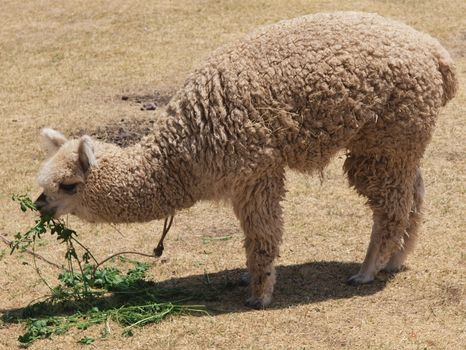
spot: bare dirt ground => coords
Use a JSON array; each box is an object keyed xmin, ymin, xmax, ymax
[{"xmin": 0, "ymin": 1, "xmax": 464, "ymax": 349}]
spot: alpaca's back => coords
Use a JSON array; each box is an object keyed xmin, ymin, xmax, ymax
[{"xmin": 166, "ymin": 11, "xmax": 457, "ymax": 175}]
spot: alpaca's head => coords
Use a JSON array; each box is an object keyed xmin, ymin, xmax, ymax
[{"xmin": 35, "ymin": 128, "xmax": 97, "ymax": 220}]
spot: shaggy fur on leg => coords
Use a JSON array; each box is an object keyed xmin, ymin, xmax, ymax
[
  {"xmin": 232, "ymin": 170, "xmax": 285, "ymax": 308},
  {"xmin": 383, "ymin": 169, "xmax": 425, "ymax": 273}
]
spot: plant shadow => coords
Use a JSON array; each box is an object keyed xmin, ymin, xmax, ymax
[{"xmin": 1, "ymin": 260, "xmax": 391, "ymax": 322}]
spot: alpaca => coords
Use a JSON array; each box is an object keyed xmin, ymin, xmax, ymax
[{"xmin": 35, "ymin": 12, "xmax": 458, "ymax": 308}]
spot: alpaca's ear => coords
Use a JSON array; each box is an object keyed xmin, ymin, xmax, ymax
[
  {"xmin": 40, "ymin": 128, "xmax": 67, "ymax": 157},
  {"xmin": 78, "ymin": 136, "xmax": 96, "ymax": 173}
]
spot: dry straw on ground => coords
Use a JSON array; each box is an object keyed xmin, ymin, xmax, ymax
[{"xmin": 0, "ymin": 1, "xmax": 464, "ymax": 349}]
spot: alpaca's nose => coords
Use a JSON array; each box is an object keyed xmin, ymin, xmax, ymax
[{"xmin": 34, "ymin": 193, "xmax": 48, "ymax": 213}]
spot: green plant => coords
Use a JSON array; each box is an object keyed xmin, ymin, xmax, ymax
[
  {"xmin": 5, "ymin": 195, "xmax": 206, "ymax": 346},
  {"xmin": 78, "ymin": 336, "xmax": 95, "ymax": 345},
  {"xmin": 202, "ymin": 235, "xmax": 233, "ymax": 244}
]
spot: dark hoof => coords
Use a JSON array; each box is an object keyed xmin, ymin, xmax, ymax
[
  {"xmin": 245, "ymin": 298, "xmax": 265, "ymax": 309},
  {"xmin": 346, "ymin": 277, "xmax": 361, "ymax": 286},
  {"xmin": 382, "ymin": 265, "xmax": 406, "ymax": 274},
  {"xmin": 346, "ymin": 273, "xmax": 374, "ymax": 286}
]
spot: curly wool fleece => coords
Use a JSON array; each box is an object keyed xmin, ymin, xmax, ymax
[{"xmin": 40, "ymin": 12, "xmax": 457, "ymax": 307}]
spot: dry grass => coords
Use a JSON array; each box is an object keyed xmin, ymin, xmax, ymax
[{"xmin": 0, "ymin": 0, "xmax": 465, "ymax": 349}]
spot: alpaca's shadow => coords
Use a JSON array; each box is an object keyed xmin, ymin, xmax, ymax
[
  {"xmin": 176, "ymin": 260, "xmax": 390, "ymax": 312},
  {"xmin": 1, "ymin": 260, "xmax": 391, "ymax": 322}
]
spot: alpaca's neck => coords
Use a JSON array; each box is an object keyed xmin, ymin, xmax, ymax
[
  {"xmin": 139, "ymin": 119, "xmax": 202, "ymax": 219},
  {"xmin": 86, "ymin": 111, "xmax": 205, "ymax": 223}
]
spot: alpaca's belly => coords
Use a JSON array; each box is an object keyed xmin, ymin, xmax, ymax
[
  {"xmin": 270, "ymin": 104, "xmax": 370, "ymax": 173},
  {"xmin": 282, "ymin": 127, "xmax": 355, "ymax": 173}
]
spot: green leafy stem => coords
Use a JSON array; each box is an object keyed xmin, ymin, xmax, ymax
[{"xmin": 4, "ymin": 194, "xmax": 206, "ymax": 346}]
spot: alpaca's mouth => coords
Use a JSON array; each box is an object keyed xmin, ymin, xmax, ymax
[
  {"xmin": 34, "ymin": 192, "xmax": 52, "ymax": 215},
  {"xmin": 38, "ymin": 206, "xmax": 58, "ymax": 218},
  {"xmin": 34, "ymin": 192, "xmax": 59, "ymax": 218}
]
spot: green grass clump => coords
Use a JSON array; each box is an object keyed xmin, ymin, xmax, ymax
[{"xmin": 4, "ymin": 195, "xmax": 206, "ymax": 346}]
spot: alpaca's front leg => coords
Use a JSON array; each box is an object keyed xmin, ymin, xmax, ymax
[{"xmin": 233, "ymin": 172, "xmax": 285, "ymax": 308}]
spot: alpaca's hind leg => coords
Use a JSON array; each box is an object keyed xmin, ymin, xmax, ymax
[
  {"xmin": 233, "ymin": 171, "xmax": 285, "ymax": 308},
  {"xmin": 344, "ymin": 154, "xmax": 419, "ymax": 284},
  {"xmin": 384, "ymin": 168, "xmax": 424, "ymax": 272}
]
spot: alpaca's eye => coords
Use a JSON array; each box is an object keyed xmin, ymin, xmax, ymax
[{"xmin": 59, "ymin": 183, "xmax": 77, "ymax": 193}]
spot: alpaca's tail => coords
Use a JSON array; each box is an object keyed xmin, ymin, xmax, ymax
[{"xmin": 435, "ymin": 48, "xmax": 458, "ymax": 106}]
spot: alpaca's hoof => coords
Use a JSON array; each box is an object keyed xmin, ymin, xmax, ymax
[
  {"xmin": 347, "ymin": 273, "xmax": 374, "ymax": 286},
  {"xmin": 382, "ymin": 264, "xmax": 405, "ymax": 274},
  {"xmin": 245, "ymin": 295, "xmax": 272, "ymax": 309},
  {"xmin": 383, "ymin": 254, "xmax": 408, "ymax": 273}
]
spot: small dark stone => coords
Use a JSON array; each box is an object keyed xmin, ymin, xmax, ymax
[
  {"xmin": 121, "ymin": 95, "xmax": 129, "ymax": 101},
  {"xmin": 142, "ymin": 102, "xmax": 157, "ymax": 111}
]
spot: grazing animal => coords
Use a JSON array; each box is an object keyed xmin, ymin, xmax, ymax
[{"xmin": 36, "ymin": 12, "xmax": 457, "ymax": 308}]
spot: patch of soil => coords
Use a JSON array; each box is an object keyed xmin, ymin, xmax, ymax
[
  {"xmin": 75, "ymin": 117, "xmax": 156, "ymax": 147},
  {"xmin": 74, "ymin": 91, "xmax": 172, "ymax": 147},
  {"xmin": 121, "ymin": 91, "xmax": 173, "ymax": 111}
]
